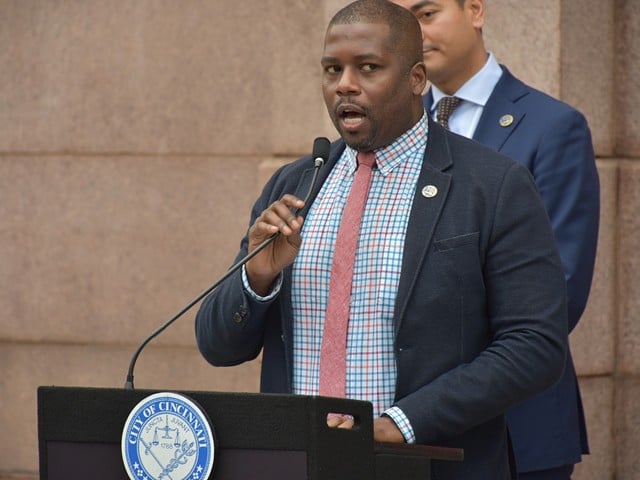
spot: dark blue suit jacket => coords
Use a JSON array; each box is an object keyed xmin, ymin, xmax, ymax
[
  {"xmin": 196, "ymin": 118, "xmax": 569, "ymax": 479},
  {"xmin": 424, "ymin": 67, "xmax": 599, "ymax": 472}
]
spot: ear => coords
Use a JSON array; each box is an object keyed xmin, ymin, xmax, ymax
[
  {"xmin": 410, "ymin": 61, "xmax": 428, "ymax": 95},
  {"xmin": 468, "ymin": 0, "xmax": 485, "ymax": 29}
]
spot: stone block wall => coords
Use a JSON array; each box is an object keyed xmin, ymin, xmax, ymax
[{"xmin": 0, "ymin": 1, "xmax": 637, "ymax": 478}]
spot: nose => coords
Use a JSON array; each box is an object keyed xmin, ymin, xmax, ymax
[{"xmin": 336, "ymin": 67, "xmax": 360, "ymax": 96}]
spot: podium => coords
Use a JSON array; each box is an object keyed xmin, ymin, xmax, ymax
[{"xmin": 38, "ymin": 386, "xmax": 462, "ymax": 480}]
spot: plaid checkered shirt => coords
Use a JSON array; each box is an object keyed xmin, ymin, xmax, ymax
[{"xmin": 290, "ymin": 113, "xmax": 429, "ymax": 443}]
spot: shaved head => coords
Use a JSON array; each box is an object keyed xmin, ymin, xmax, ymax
[{"xmin": 328, "ymin": 0, "xmax": 423, "ymax": 72}]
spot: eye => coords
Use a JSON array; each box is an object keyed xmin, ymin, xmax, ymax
[
  {"xmin": 418, "ymin": 9, "xmax": 436, "ymax": 21},
  {"xmin": 324, "ymin": 65, "xmax": 342, "ymax": 74},
  {"xmin": 361, "ymin": 63, "xmax": 378, "ymax": 72}
]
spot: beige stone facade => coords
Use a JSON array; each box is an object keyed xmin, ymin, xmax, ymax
[{"xmin": 0, "ymin": 1, "xmax": 636, "ymax": 478}]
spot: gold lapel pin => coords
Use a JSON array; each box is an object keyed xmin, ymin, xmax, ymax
[{"xmin": 499, "ymin": 114, "xmax": 514, "ymax": 127}]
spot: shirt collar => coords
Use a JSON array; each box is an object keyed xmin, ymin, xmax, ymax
[
  {"xmin": 431, "ymin": 52, "xmax": 503, "ymax": 110},
  {"xmin": 344, "ymin": 111, "xmax": 428, "ymax": 177}
]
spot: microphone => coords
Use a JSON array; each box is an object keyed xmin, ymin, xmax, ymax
[
  {"xmin": 312, "ymin": 136, "xmax": 330, "ymax": 168},
  {"xmin": 124, "ymin": 137, "xmax": 330, "ymax": 389}
]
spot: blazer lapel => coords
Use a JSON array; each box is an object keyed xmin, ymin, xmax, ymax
[
  {"xmin": 423, "ymin": 67, "xmax": 529, "ymax": 153},
  {"xmin": 472, "ymin": 67, "xmax": 528, "ymax": 151},
  {"xmin": 394, "ymin": 118, "xmax": 452, "ymax": 333}
]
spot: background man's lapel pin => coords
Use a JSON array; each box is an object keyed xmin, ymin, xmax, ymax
[{"xmin": 499, "ymin": 114, "xmax": 514, "ymax": 127}]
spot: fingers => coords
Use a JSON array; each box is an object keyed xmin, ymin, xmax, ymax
[
  {"xmin": 245, "ymin": 194, "xmax": 306, "ymax": 291},
  {"xmin": 253, "ymin": 195, "xmax": 305, "ymax": 238},
  {"xmin": 326, "ymin": 413, "xmax": 355, "ymax": 429}
]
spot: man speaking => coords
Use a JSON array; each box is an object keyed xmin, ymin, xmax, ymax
[{"xmin": 196, "ymin": 1, "xmax": 568, "ymax": 478}]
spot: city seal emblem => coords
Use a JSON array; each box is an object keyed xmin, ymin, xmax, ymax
[{"xmin": 121, "ymin": 392, "xmax": 216, "ymax": 480}]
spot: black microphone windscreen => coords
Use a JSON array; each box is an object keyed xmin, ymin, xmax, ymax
[{"xmin": 312, "ymin": 137, "xmax": 331, "ymax": 166}]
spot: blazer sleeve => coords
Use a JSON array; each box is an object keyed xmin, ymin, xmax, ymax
[
  {"xmin": 395, "ymin": 162, "xmax": 568, "ymax": 444},
  {"xmin": 531, "ymin": 108, "xmax": 599, "ymax": 331},
  {"xmin": 194, "ymin": 166, "xmax": 288, "ymax": 367}
]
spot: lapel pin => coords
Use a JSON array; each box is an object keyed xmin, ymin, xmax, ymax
[
  {"xmin": 422, "ymin": 185, "xmax": 438, "ymax": 198},
  {"xmin": 499, "ymin": 114, "xmax": 514, "ymax": 127}
]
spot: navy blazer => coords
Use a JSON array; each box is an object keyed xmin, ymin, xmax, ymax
[
  {"xmin": 424, "ymin": 67, "xmax": 599, "ymax": 472},
  {"xmin": 196, "ymin": 118, "xmax": 568, "ymax": 479}
]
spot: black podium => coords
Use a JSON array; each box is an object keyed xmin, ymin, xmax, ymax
[{"xmin": 38, "ymin": 386, "xmax": 462, "ymax": 480}]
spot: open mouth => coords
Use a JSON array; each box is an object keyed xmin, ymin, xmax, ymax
[
  {"xmin": 337, "ymin": 104, "xmax": 366, "ymax": 129},
  {"xmin": 342, "ymin": 110, "xmax": 365, "ymax": 125}
]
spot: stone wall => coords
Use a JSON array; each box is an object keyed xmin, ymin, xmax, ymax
[{"xmin": 0, "ymin": 1, "xmax": 637, "ymax": 478}]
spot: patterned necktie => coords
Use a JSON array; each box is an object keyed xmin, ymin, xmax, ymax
[
  {"xmin": 319, "ymin": 151, "xmax": 376, "ymax": 398},
  {"xmin": 436, "ymin": 96, "xmax": 462, "ymax": 130}
]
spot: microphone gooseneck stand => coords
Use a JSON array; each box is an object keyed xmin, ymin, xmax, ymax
[{"xmin": 124, "ymin": 137, "xmax": 331, "ymax": 389}]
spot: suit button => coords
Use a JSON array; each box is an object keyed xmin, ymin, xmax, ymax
[{"xmin": 233, "ymin": 312, "xmax": 242, "ymax": 323}]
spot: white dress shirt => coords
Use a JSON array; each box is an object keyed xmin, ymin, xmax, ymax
[{"xmin": 430, "ymin": 52, "xmax": 503, "ymax": 139}]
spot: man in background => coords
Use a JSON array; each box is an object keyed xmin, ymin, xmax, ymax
[{"xmin": 391, "ymin": 1, "xmax": 600, "ymax": 478}]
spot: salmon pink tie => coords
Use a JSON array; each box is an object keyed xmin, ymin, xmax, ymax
[{"xmin": 319, "ymin": 151, "xmax": 376, "ymax": 398}]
